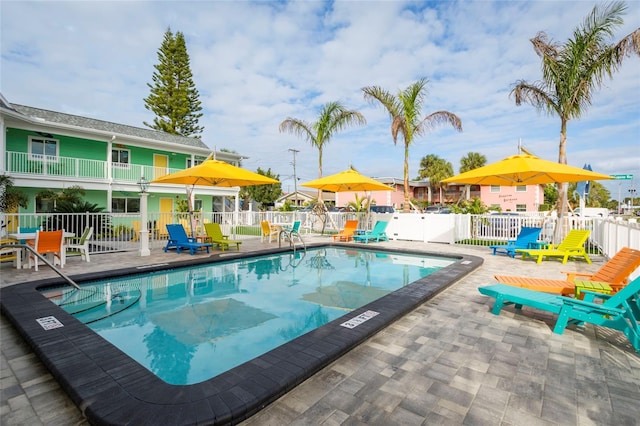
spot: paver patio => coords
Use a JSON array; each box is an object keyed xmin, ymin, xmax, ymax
[{"xmin": 1, "ymin": 237, "xmax": 638, "ymax": 425}]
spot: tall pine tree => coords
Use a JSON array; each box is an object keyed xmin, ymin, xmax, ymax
[{"xmin": 144, "ymin": 28, "xmax": 204, "ymax": 138}]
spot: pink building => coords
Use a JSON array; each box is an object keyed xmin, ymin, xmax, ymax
[
  {"xmin": 334, "ymin": 176, "xmax": 544, "ymax": 212},
  {"xmin": 479, "ymin": 184, "xmax": 544, "ymax": 212}
]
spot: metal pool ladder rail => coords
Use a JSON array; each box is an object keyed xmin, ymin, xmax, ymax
[
  {"xmin": 1, "ymin": 243, "xmax": 80, "ymax": 290},
  {"xmin": 278, "ymin": 228, "xmax": 306, "ymax": 255}
]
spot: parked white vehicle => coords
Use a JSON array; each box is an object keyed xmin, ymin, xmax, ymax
[{"xmin": 573, "ymin": 207, "xmax": 609, "ymax": 217}]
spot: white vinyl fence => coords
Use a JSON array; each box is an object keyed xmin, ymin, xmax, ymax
[{"xmin": 3, "ymin": 212, "xmax": 639, "ymax": 269}]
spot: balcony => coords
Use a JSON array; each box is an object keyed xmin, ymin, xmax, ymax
[{"xmin": 5, "ymin": 151, "xmax": 180, "ymax": 184}]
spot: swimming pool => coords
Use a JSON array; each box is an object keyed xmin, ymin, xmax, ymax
[
  {"xmin": 1, "ymin": 243, "xmax": 482, "ymax": 425},
  {"xmin": 43, "ymin": 247, "xmax": 454, "ymax": 385}
]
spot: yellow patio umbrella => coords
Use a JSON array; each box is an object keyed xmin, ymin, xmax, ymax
[
  {"xmin": 152, "ymin": 159, "xmax": 279, "ymax": 187},
  {"xmin": 441, "ymin": 154, "xmax": 613, "ymax": 186},
  {"xmin": 301, "ymin": 168, "xmax": 395, "ymax": 231},
  {"xmin": 300, "ymin": 168, "xmax": 395, "ymax": 192},
  {"xmin": 152, "ymin": 159, "xmax": 279, "ymax": 236}
]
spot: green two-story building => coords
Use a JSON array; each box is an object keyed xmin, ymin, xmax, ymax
[{"xmin": 1, "ymin": 93, "xmax": 245, "ymax": 231}]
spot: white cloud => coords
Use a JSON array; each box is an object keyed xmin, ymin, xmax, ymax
[{"xmin": 1, "ymin": 0, "xmax": 638, "ymax": 200}]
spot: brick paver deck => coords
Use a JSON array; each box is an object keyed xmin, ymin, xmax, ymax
[{"xmin": 2, "ymin": 237, "xmax": 638, "ymax": 425}]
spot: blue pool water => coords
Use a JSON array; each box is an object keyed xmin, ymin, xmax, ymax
[{"xmin": 45, "ymin": 247, "xmax": 454, "ymax": 385}]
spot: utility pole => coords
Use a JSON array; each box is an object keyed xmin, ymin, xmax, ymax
[{"xmin": 288, "ymin": 149, "xmax": 299, "ymax": 207}]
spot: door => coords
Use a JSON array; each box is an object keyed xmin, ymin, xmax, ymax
[
  {"xmin": 157, "ymin": 198, "xmax": 174, "ymax": 238},
  {"xmin": 153, "ymin": 154, "xmax": 169, "ymax": 179}
]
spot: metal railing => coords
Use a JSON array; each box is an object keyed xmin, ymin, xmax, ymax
[{"xmin": 5, "ymin": 151, "xmax": 183, "ymax": 184}]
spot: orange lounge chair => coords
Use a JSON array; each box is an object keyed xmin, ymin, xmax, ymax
[
  {"xmin": 333, "ymin": 220, "xmax": 359, "ymax": 242},
  {"xmin": 495, "ymin": 246, "xmax": 640, "ymax": 296}
]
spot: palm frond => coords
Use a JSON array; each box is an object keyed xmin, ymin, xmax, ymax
[
  {"xmin": 418, "ymin": 111, "xmax": 463, "ymax": 134},
  {"xmin": 279, "ymin": 118, "xmax": 316, "ymax": 146}
]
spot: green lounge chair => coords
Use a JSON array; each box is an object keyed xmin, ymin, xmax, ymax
[
  {"xmin": 478, "ymin": 277, "xmax": 640, "ymax": 353},
  {"xmin": 204, "ymin": 223, "xmax": 242, "ymax": 251},
  {"xmin": 164, "ymin": 224, "xmax": 212, "ymax": 255},
  {"xmin": 353, "ymin": 221, "xmax": 389, "ymax": 244},
  {"xmin": 489, "ymin": 226, "xmax": 542, "ymax": 258},
  {"xmin": 515, "ymin": 229, "xmax": 591, "ymax": 264}
]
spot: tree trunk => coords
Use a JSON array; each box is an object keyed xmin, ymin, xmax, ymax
[
  {"xmin": 403, "ymin": 144, "xmax": 410, "ymax": 212},
  {"xmin": 554, "ymin": 118, "xmax": 569, "ymax": 243}
]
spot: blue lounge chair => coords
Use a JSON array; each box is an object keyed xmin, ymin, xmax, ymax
[
  {"xmin": 478, "ymin": 277, "xmax": 640, "ymax": 353},
  {"xmin": 164, "ymin": 224, "xmax": 213, "ymax": 255},
  {"xmin": 489, "ymin": 226, "xmax": 542, "ymax": 258},
  {"xmin": 353, "ymin": 221, "xmax": 389, "ymax": 244}
]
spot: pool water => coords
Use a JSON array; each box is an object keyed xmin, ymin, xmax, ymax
[{"xmin": 44, "ymin": 247, "xmax": 454, "ymax": 385}]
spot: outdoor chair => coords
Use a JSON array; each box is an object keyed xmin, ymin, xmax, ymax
[
  {"xmin": 515, "ymin": 229, "xmax": 591, "ymax": 264},
  {"xmin": 477, "ymin": 277, "xmax": 640, "ymax": 354},
  {"xmin": 131, "ymin": 220, "xmax": 141, "ymax": 241},
  {"xmin": 204, "ymin": 223, "xmax": 242, "ymax": 251},
  {"xmin": 260, "ymin": 220, "xmax": 280, "ymax": 243},
  {"xmin": 0, "ymin": 238, "xmax": 22, "ymax": 269},
  {"xmin": 489, "ymin": 226, "xmax": 542, "ymax": 258},
  {"xmin": 353, "ymin": 221, "xmax": 389, "ymax": 244},
  {"xmin": 333, "ymin": 220, "xmax": 359, "ymax": 242},
  {"xmin": 164, "ymin": 224, "xmax": 212, "ymax": 255},
  {"xmin": 27, "ymin": 229, "xmax": 65, "ymax": 271},
  {"xmin": 66, "ymin": 226, "xmax": 93, "ymax": 263},
  {"xmin": 17, "ymin": 226, "xmax": 40, "ymax": 244},
  {"xmin": 495, "ymin": 247, "xmax": 640, "ymax": 296},
  {"xmin": 280, "ymin": 220, "xmax": 302, "ymax": 244}
]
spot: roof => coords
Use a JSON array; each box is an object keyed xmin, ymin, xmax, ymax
[
  {"xmin": 276, "ymin": 190, "xmax": 335, "ymax": 203},
  {"xmin": 374, "ymin": 177, "xmax": 431, "ymax": 187},
  {"xmin": 8, "ymin": 103, "xmax": 210, "ymax": 150}
]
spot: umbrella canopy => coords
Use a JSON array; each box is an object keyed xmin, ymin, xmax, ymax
[
  {"xmin": 441, "ymin": 154, "xmax": 613, "ymax": 186},
  {"xmin": 301, "ymin": 169, "xmax": 394, "ymax": 192},
  {"xmin": 151, "ymin": 159, "xmax": 279, "ymax": 187}
]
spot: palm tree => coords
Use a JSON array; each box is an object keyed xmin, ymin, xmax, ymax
[
  {"xmin": 417, "ymin": 154, "xmax": 454, "ymax": 205},
  {"xmin": 279, "ymin": 101, "xmax": 366, "ymax": 201},
  {"xmin": 459, "ymin": 152, "xmax": 487, "ymax": 200},
  {"xmin": 511, "ymin": 1, "xmax": 639, "ymax": 231},
  {"xmin": 362, "ymin": 78, "xmax": 462, "ymax": 212}
]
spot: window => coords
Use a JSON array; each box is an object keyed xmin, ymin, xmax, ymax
[
  {"xmin": 29, "ymin": 136, "xmax": 58, "ymax": 159},
  {"xmin": 490, "ymin": 185, "xmax": 500, "ymax": 193},
  {"xmin": 516, "ymin": 204, "xmax": 527, "ymax": 212},
  {"xmin": 187, "ymin": 158, "xmax": 205, "ymax": 168},
  {"xmin": 36, "ymin": 196, "xmax": 55, "ymax": 213},
  {"xmin": 112, "ymin": 197, "xmax": 140, "ymax": 213},
  {"xmin": 112, "ymin": 149, "xmax": 130, "ymax": 166},
  {"xmin": 194, "ymin": 199, "xmax": 203, "ymax": 211},
  {"xmin": 515, "ymin": 186, "xmax": 527, "ymax": 192}
]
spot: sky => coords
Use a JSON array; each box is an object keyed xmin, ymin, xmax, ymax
[{"xmin": 2, "ymin": 0, "xmax": 639, "ymax": 202}]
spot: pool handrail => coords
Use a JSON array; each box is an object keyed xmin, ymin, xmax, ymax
[{"xmin": 0, "ymin": 242, "xmax": 80, "ymax": 290}]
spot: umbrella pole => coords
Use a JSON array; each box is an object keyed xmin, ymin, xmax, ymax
[{"xmin": 187, "ymin": 186, "xmax": 196, "ymax": 239}]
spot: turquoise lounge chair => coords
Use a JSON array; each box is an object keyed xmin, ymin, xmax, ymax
[
  {"xmin": 281, "ymin": 221, "xmax": 302, "ymax": 243},
  {"xmin": 353, "ymin": 221, "xmax": 389, "ymax": 244},
  {"xmin": 164, "ymin": 224, "xmax": 213, "ymax": 255},
  {"xmin": 478, "ymin": 277, "xmax": 640, "ymax": 353},
  {"xmin": 489, "ymin": 226, "xmax": 542, "ymax": 258}
]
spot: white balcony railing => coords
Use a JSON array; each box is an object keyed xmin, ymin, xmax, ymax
[{"xmin": 5, "ymin": 151, "xmax": 180, "ymax": 184}]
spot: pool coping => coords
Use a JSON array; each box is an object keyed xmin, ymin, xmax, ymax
[{"xmin": 0, "ymin": 243, "xmax": 482, "ymax": 425}]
